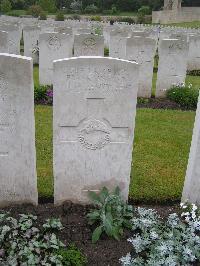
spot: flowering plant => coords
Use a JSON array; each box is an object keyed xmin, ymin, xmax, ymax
[{"xmin": 167, "ymin": 82, "xmax": 199, "ymax": 109}]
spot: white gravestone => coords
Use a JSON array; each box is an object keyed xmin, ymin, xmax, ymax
[
  {"xmin": 0, "ymin": 24, "xmax": 21, "ymax": 54},
  {"xmin": 0, "ymin": 31, "xmax": 9, "ymax": 53},
  {"xmin": 126, "ymin": 36, "xmax": 156, "ymax": 98},
  {"xmin": 0, "ymin": 53, "xmax": 37, "ymax": 207},
  {"xmin": 182, "ymin": 94, "xmax": 200, "ymax": 205},
  {"xmin": 156, "ymin": 39, "xmax": 189, "ymax": 98},
  {"xmin": 53, "ymin": 56, "xmax": 139, "ymax": 204},
  {"xmin": 74, "ymin": 34, "xmax": 104, "ymax": 57},
  {"xmin": 39, "ymin": 32, "xmax": 73, "ymax": 85},
  {"xmin": 54, "ymin": 26, "xmax": 73, "ymax": 35},
  {"xmin": 188, "ymin": 35, "xmax": 200, "ymax": 71},
  {"xmin": 109, "ymin": 30, "xmax": 129, "ymax": 59},
  {"xmin": 23, "ymin": 26, "xmax": 40, "ymax": 64}
]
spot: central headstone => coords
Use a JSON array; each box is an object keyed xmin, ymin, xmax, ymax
[{"xmin": 53, "ymin": 57, "xmax": 139, "ymax": 204}]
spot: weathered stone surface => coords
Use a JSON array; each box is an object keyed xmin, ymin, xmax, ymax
[
  {"xmin": 39, "ymin": 32, "xmax": 73, "ymax": 85},
  {"xmin": 74, "ymin": 34, "xmax": 104, "ymax": 56},
  {"xmin": 53, "ymin": 57, "xmax": 139, "ymax": 204},
  {"xmin": 23, "ymin": 26, "xmax": 40, "ymax": 64},
  {"xmin": 188, "ymin": 35, "xmax": 200, "ymax": 71},
  {"xmin": 109, "ymin": 29, "xmax": 129, "ymax": 59},
  {"xmin": 182, "ymin": 94, "xmax": 200, "ymax": 205},
  {"xmin": 156, "ymin": 38, "xmax": 189, "ymax": 98},
  {"xmin": 126, "ymin": 36, "xmax": 156, "ymax": 98},
  {"xmin": 0, "ymin": 31, "xmax": 9, "ymax": 53},
  {"xmin": 54, "ymin": 26, "xmax": 73, "ymax": 35},
  {"xmin": 0, "ymin": 53, "xmax": 37, "ymax": 207},
  {"xmin": 0, "ymin": 24, "xmax": 21, "ymax": 54}
]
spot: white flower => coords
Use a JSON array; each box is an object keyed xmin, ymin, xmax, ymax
[
  {"xmin": 192, "ymin": 204, "xmax": 198, "ymax": 212},
  {"xmin": 191, "ymin": 211, "xmax": 196, "ymax": 220},
  {"xmin": 181, "ymin": 212, "xmax": 190, "ymax": 217}
]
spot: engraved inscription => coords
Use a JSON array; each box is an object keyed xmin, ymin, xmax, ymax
[
  {"xmin": 48, "ymin": 36, "xmax": 61, "ymax": 50},
  {"xmin": 0, "ymin": 73, "xmax": 7, "ymax": 93},
  {"xmin": 78, "ymin": 119, "xmax": 111, "ymax": 150},
  {"xmin": 83, "ymin": 38, "xmax": 96, "ymax": 47},
  {"xmin": 64, "ymin": 67, "xmax": 132, "ymax": 94}
]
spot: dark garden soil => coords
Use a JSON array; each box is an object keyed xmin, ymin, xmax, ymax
[
  {"xmin": 137, "ymin": 98, "xmax": 195, "ymax": 111},
  {"xmin": 1, "ymin": 201, "xmax": 182, "ymax": 266}
]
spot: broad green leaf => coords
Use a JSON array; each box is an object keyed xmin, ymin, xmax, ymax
[
  {"xmin": 99, "ymin": 187, "xmax": 109, "ymax": 203},
  {"xmin": 104, "ymin": 214, "xmax": 113, "ymax": 236},
  {"xmin": 114, "ymin": 186, "xmax": 120, "ymax": 196},
  {"xmin": 87, "ymin": 211, "xmax": 100, "ymax": 224},
  {"xmin": 92, "ymin": 226, "xmax": 103, "ymax": 243}
]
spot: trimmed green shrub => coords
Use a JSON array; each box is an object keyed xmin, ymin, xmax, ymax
[
  {"xmin": 1, "ymin": 0, "xmax": 11, "ymax": 13},
  {"xmin": 167, "ymin": 83, "xmax": 199, "ymax": 109},
  {"xmin": 90, "ymin": 15, "xmax": 101, "ymax": 21},
  {"xmin": 27, "ymin": 5, "xmax": 43, "ymax": 17},
  {"xmin": 55, "ymin": 11, "xmax": 65, "ymax": 21},
  {"xmin": 117, "ymin": 17, "xmax": 135, "ymax": 24}
]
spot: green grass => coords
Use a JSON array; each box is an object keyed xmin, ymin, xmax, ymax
[
  {"xmin": 34, "ymin": 65, "xmax": 39, "ymax": 87},
  {"xmin": 6, "ymin": 9, "xmax": 27, "ymax": 16},
  {"xmin": 165, "ymin": 21, "xmax": 200, "ymax": 28},
  {"xmin": 130, "ymin": 109, "xmax": 195, "ymax": 202},
  {"xmin": 35, "ymin": 105, "xmax": 53, "ymax": 198},
  {"xmin": 35, "ymin": 105, "xmax": 195, "ymax": 202}
]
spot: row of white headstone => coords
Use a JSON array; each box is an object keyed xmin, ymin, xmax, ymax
[
  {"xmin": 0, "ymin": 53, "xmax": 199, "ymax": 207},
  {"xmin": 0, "ymin": 19, "xmax": 200, "ymax": 69},
  {"xmin": 0, "ymin": 22, "xmax": 199, "ymax": 97}
]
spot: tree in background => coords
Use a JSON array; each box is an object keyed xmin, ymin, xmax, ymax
[
  {"xmin": 70, "ymin": 0, "xmax": 82, "ymax": 12},
  {"xmin": 1, "ymin": 0, "xmax": 12, "ymax": 12},
  {"xmin": 38, "ymin": 0, "xmax": 57, "ymax": 12}
]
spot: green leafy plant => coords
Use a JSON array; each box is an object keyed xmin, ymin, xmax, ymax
[
  {"xmin": 56, "ymin": 244, "xmax": 87, "ymax": 266},
  {"xmin": 120, "ymin": 203, "xmax": 200, "ymax": 265},
  {"xmin": 0, "ymin": 213, "xmax": 65, "ymax": 265},
  {"xmin": 34, "ymin": 85, "xmax": 53, "ymax": 105},
  {"xmin": 167, "ymin": 83, "xmax": 199, "ymax": 109},
  {"xmin": 87, "ymin": 187, "xmax": 133, "ymax": 243}
]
